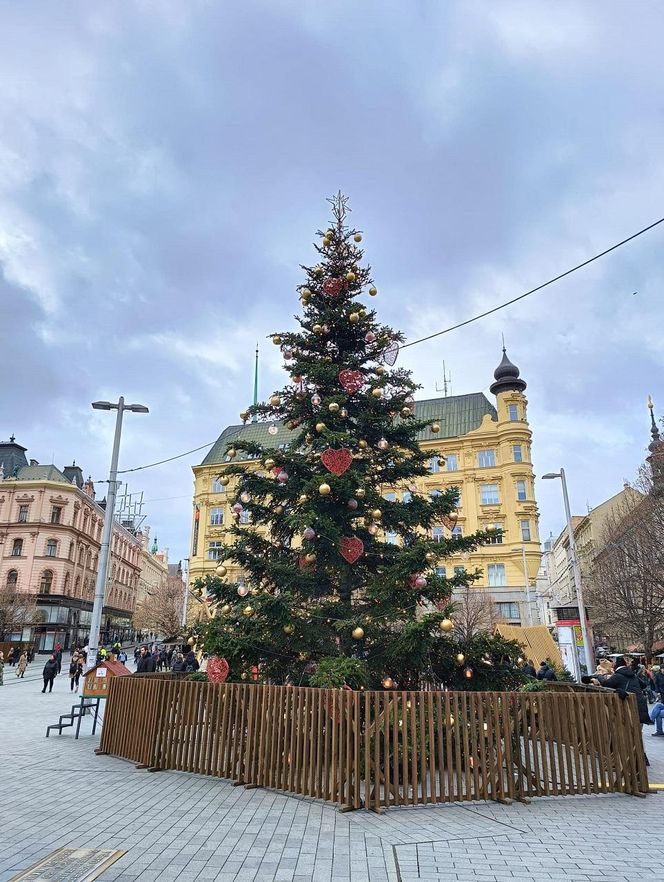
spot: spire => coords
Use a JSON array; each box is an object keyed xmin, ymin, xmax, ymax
[
  {"xmin": 251, "ymin": 344, "xmax": 259, "ymax": 423},
  {"xmin": 647, "ymin": 396, "xmax": 664, "ymax": 493},
  {"xmin": 648, "ymin": 395, "xmax": 661, "ymax": 448},
  {"xmin": 151, "ymin": 535, "xmax": 158, "ymax": 555},
  {"xmin": 489, "ymin": 346, "xmax": 527, "ymax": 396}
]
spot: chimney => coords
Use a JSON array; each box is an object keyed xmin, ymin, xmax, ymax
[{"xmin": 30, "ymin": 459, "xmax": 39, "ymax": 466}]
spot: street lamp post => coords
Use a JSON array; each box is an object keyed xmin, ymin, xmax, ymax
[
  {"xmin": 87, "ymin": 397, "xmax": 148, "ymax": 671},
  {"xmin": 542, "ymin": 468, "xmax": 594, "ymax": 676}
]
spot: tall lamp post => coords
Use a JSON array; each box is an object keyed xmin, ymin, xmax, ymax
[
  {"xmin": 87, "ymin": 397, "xmax": 148, "ymax": 670},
  {"xmin": 542, "ymin": 468, "xmax": 594, "ymax": 675}
]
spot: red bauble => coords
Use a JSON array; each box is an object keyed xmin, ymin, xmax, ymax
[
  {"xmin": 338, "ymin": 369, "xmax": 364, "ymax": 394},
  {"xmin": 323, "ymin": 277, "xmax": 343, "ymax": 296},
  {"xmin": 339, "ymin": 536, "xmax": 364, "ymax": 564},
  {"xmin": 320, "ymin": 447, "xmax": 353, "ymax": 476},
  {"xmin": 207, "ymin": 656, "xmax": 229, "ymax": 684}
]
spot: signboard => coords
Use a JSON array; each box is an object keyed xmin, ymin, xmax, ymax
[{"xmin": 8, "ymin": 847, "xmax": 126, "ymax": 882}]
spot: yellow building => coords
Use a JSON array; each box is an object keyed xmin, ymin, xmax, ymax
[{"xmin": 190, "ymin": 350, "xmax": 540, "ymax": 625}]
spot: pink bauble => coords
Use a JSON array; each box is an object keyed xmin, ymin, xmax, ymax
[
  {"xmin": 277, "ymin": 471, "xmax": 289, "ymax": 483},
  {"xmin": 303, "ymin": 527, "xmax": 316, "ymax": 541}
]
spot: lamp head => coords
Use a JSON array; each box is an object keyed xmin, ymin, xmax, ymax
[
  {"xmin": 542, "ymin": 472, "xmax": 561, "ymax": 480},
  {"xmin": 91, "ymin": 401, "xmax": 114, "ymax": 410},
  {"xmin": 127, "ymin": 404, "xmax": 149, "ymax": 413}
]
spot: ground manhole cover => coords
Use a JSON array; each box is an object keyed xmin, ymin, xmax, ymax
[{"xmin": 9, "ymin": 848, "xmax": 126, "ymax": 881}]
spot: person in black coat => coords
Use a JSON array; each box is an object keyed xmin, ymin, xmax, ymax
[
  {"xmin": 588, "ymin": 657, "xmax": 650, "ymax": 724},
  {"xmin": 135, "ymin": 646, "xmax": 156, "ymax": 674},
  {"xmin": 652, "ymin": 665, "xmax": 664, "ymax": 700},
  {"xmin": 522, "ymin": 661, "xmax": 536, "ymax": 677},
  {"xmin": 183, "ymin": 650, "xmax": 199, "ymax": 673},
  {"xmin": 42, "ymin": 655, "xmax": 58, "ymax": 693}
]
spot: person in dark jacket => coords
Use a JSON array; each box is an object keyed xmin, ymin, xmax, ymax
[
  {"xmin": 590, "ymin": 657, "xmax": 651, "ymax": 724},
  {"xmin": 171, "ymin": 653, "xmax": 186, "ymax": 672},
  {"xmin": 42, "ymin": 655, "xmax": 58, "ymax": 693},
  {"xmin": 135, "ymin": 646, "xmax": 156, "ymax": 674},
  {"xmin": 522, "ymin": 661, "xmax": 536, "ymax": 677},
  {"xmin": 183, "ymin": 650, "xmax": 199, "ymax": 673},
  {"xmin": 536, "ymin": 661, "xmax": 556, "ymax": 681},
  {"xmin": 652, "ymin": 665, "xmax": 664, "ymax": 700}
]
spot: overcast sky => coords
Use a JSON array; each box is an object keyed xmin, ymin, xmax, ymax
[{"xmin": 2, "ymin": 0, "xmax": 663, "ymax": 565}]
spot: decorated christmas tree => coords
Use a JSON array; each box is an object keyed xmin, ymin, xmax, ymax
[{"xmin": 198, "ymin": 194, "xmax": 524, "ymax": 690}]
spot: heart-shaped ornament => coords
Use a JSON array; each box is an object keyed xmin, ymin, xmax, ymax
[
  {"xmin": 207, "ymin": 656, "xmax": 229, "ymax": 684},
  {"xmin": 323, "ymin": 277, "xmax": 343, "ymax": 296},
  {"xmin": 382, "ymin": 341, "xmax": 399, "ymax": 366},
  {"xmin": 339, "ymin": 535, "xmax": 364, "ymax": 564},
  {"xmin": 339, "ymin": 369, "xmax": 364, "ymax": 394},
  {"xmin": 320, "ymin": 447, "xmax": 353, "ymax": 476}
]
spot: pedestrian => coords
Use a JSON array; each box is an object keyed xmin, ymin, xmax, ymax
[
  {"xmin": 69, "ymin": 655, "xmax": 82, "ymax": 692},
  {"xmin": 521, "ymin": 660, "xmax": 536, "ymax": 677},
  {"xmin": 183, "ymin": 648, "xmax": 199, "ymax": 673},
  {"xmin": 594, "ymin": 659, "xmax": 614, "ymax": 678},
  {"xmin": 7, "ymin": 647, "xmax": 15, "ymax": 667},
  {"xmin": 42, "ymin": 655, "xmax": 58, "ymax": 693},
  {"xmin": 536, "ymin": 661, "xmax": 556, "ymax": 681},
  {"xmin": 0, "ymin": 651, "xmax": 4, "ymax": 686},
  {"xmin": 16, "ymin": 651, "xmax": 28, "ymax": 678},
  {"xmin": 650, "ymin": 701, "xmax": 664, "ymax": 736},
  {"xmin": 54, "ymin": 644, "xmax": 63, "ymax": 675},
  {"xmin": 652, "ymin": 665, "xmax": 664, "ymax": 701},
  {"xmin": 588, "ymin": 655, "xmax": 651, "ymax": 763},
  {"xmin": 135, "ymin": 645, "xmax": 156, "ymax": 674},
  {"xmin": 171, "ymin": 652, "xmax": 186, "ymax": 672},
  {"xmin": 27, "ymin": 646, "xmax": 34, "ymax": 663}
]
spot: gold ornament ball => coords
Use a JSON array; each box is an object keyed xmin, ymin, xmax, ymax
[
  {"xmin": 219, "ymin": 475, "xmax": 230, "ymax": 486},
  {"xmin": 425, "ymin": 551, "xmax": 436, "ymax": 563},
  {"xmin": 298, "ymin": 493, "xmax": 308, "ymax": 504},
  {"xmin": 264, "ymin": 457, "xmax": 275, "ymax": 468},
  {"xmin": 355, "ymin": 488, "xmax": 366, "ymax": 498},
  {"xmin": 359, "ymin": 308, "xmax": 367, "ymax": 318},
  {"xmin": 456, "ymin": 653, "xmax": 465, "ymax": 664},
  {"xmin": 227, "ymin": 448, "xmax": 237, "ymax": 458},
  {"xmin": 272, "ymin": 335, "xmax": 282, "ymax": 345},
  {"xmin": 325, "ymin": 229, "xmax": 334, "ymax": 238},
  {"xmin": 323, "ymin": 355, "xmax": 332, "ymax": 362},
  {"xmin": 313, "ymin": 265, "xmax": 323, "ymax": 275},
  {"xmin": 431, "ymin": 423, "xmax": 441, "ymax": 433},
  {"xmin": 349, "ymin": 312, "xmax": 360, "ymax": 324},
  {"xmin": 400, "ymin": 406, "xmax": 411, "ymax": 418},
  {"xmin": 371, "ymin": 508, "xmax": 382, "ymax": 520},
  {"xmin": 215, "ymin": 564, "xmax": 228, "ymax": 577},
  {"xmin": 371, "ymin": 388, "xmax": 382, "ymax": 399},
  {"xmin": 382, "ymin": 677, "xmax": 394, "ymax": 689},
  {"xmin": 319, "ymin": 483, "xmax": 331, "ymax": 496},
  {"xmin": 354, "ymin": 233, "xmax": 363, "ymax": 242},
  {"xmin": 240, "ymin": 409, "xmax": 250, "ymax": 421},
  {"xmin": 242, "ymin": 605, "xmax": 254, "ymax": 618},
  {"xmin": 301, "ymin": 287, "xmax": 311, "ymax": 298},
  {"xmin": 439, "ymin": 618, "xmax": 454, "ymax": 633},
  {"xmin": 270, "ymin": 395, "xmax": 281, "ymax": 408},
  {"xmin": 328, "ymin": 402, "xmax": 340, "ymax": 412},
  {"xmin": 305, "ymin": 552, "xmax": 316, "ymax": 564},
  {"xmin": 283, "ymin": 624, "xmax": 295, "ymax": 635},
  {"xmin": 313, "ymin": 324, "xmax": 323, "ymax": 334},
  {"xmin": 221, "ymin": 604, "xmax": 231, "ymax": 615},
  {"xmin": 369, "ymin": 286, "xmax": 378, "ymax": 296},
  {"xmin": 346, "ymin": 271, "xmax": 356, "ymax": 282},
  {"xmin": 274, "ymin": 505, "xmax": 284, "ymax": 515},
  {"xmin": 241, "ymin": 672, "xmax": 248, "ymax": 680},
  {"xmin": 315, "ymin": 421, "xmax": 327, "ymax": 433},
  {"xmin": 187, "ymin": 637, "xmax": 195, "ymax": 646},
  {"xmin": 322, "ymin": 237, "xmax": 331, "ymax": 247},
  {"xmin": 375, "ymin": 366, "xmax": 385, "ymax": 376},
  {"xmin": 358, "ymin": 439, "xmax": 368, "ymax": 449},
  {"xmin": 352, "ymin": 626, "xmax": 365, "ymax": 640},
  {"xmin": 305, "ymin": 433, "xmax": 314, "ymax": 444}
]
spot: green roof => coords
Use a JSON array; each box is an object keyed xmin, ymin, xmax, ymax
[
  {"xmin": 200, "ymin": 393, "xmax": 496, "ymax": 467},
  {"xmin": 14, "ymin": 465, "xmax": 72, "ymax": 484}
]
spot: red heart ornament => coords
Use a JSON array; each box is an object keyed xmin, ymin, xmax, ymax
[
  {"xmin": 339, "ymin": 369, "xmax": 364, "ymax": 394},
  {"xmin": 339, "ymin": 536, "xmax": 364, "ymax": 564},
  {"xmin": 207, "ymin": 656, "xmax": 229, "ymax": 684},
  {"xmin": 320, "ymin": 447, "xmax": 353, "ymax": 476},
  {"xmin": 323, "ymin": 277, "xmax": 343, "ymax": 296},
  {"xmin": 382, "ymin": 341, "xmax": 399, "ymax": 366}
]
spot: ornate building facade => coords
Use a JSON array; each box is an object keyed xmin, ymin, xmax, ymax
[
  {"xmin": 0, "ymin": 438, "xmax": 141, "ymax": 651},
  {"xmin": 190, "ymin": 351, "xmax": 541, "ymax": 625}
]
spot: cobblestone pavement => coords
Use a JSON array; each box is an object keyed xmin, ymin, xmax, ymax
[{"xmin": 1, "ymin": 659, "xmax": 662, "ymax": 882}]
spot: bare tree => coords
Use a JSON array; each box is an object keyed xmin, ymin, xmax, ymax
[
  {"xmin": 0, "ymin": 585, "xmax": 37, "ymax": 639},
  {"xmin": 586, "ymin": 480, "xmax": 664, "ymax": 659},
  {"xmin": 133, "ymin": 572, "xmax": 185, "ymax": 638},
  {"xmin": 453, "ymin": 584, "xmax": 500, "ymax": 639}
]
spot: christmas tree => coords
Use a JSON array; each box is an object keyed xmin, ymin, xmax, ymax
[{"xmin": 199, "ymin": 194, "xmax": 523, "ymax": 691}]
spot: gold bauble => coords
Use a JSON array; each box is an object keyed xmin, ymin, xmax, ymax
[
  {"xmin": 305, "ymin": 552, "xmax": 316, "ymax": 564},
  {"xmin": 221, "ymin": 604, "xmax": 231, "ymax": 615},
  {"xmin": 358, "ymin": 439, "xmax": 368, "ymax": 449},
  {"xmin": 328, "ymin": 402, "xmax": 340, "ymax": 412},
  {"xmin": 400, "ymin": 407, "xmax": 411, "ymax": 418},
  {"xmin": 305, "ymin": 433, "xmax": 314, "ymax": 444},
  {"xmin": 439, "ymin": 618, "xmax": 454, "ymax": 633},
  {"xmin": 425, "ymin": 552, "xmax": 436, "ymax": 563},
  {"xmin": 274, "ymin": 505, "xmax": 284, "ymax": 515},
  {"xmin": 270, "ymin": 395, "xmax": 281, "ymax": 408},
  {"xmin": 456, "ymin": 653, "xmax": 465, "ymax": 664},
  {"xmin": 315, "ymin": 422, "xmax": 326, "ymax": 433},
  {"xmin": 354, "ymin": 233, "xmax": 363, "ymax": 242},
  {"xmin": 313, "ymin": 265, "xmax": 323, "ymax": 275},
  {"xmin": 369, "ymin": 286, "xmax": 378, "ymax": 296},
  {"xmin": 382, "ymin": 677, "xmax": 394, "ymax": 689},
  {"xmin": 215, "ymin": 564, "xmax": 228, "ymax": 577},
  {"xmin": 355, "ymin": 488, "xmax": 366, "ymax": 498},
  {"xmin": 431, "ymin": 423, "xmax": 441, "ymax": 433},
  {"xmin": 323, "ymin": 355, "xmax": 332, "ymax": 362},
  {"xmin": 283, "ymin": 624, "xmax": 295, "ymax": 635},
  {"xmin": 375, "ymin": 366, "xmax": 385, "ymax": 375},
  {"xmin": 264, "ymin": 457, "xmax": 275, "ymax": 468},
  {"xmin": 349, "ymin": 312, "xmax": 360, "ymax": 324},
  {"xmin": 322, "ymin": 237, "xmax": 331, "ymax": 247},
  {"xmin": 227, "ymin": 448, "xmax": 237, "ymax": 458},
  {"xmin": 187, "ymin": 637, "xmax": 195, "ymax": 646},
  {"xmin": 352, "ymin": 626, "xmax": 365, "ymax": 640},
  {"xmin": 325, "ymin": 229, "xmax": 334, "ymax": 238},
  {"xmin": 319, "ymin": 483, "xmax": 331, "ymax": 496},
  {"xmin": 359, "ymin": 309, "xmax": 367, "ymax": 318},
  {"xmin": 346, "ymin": 271, "xmax": 356, "ymax": 282},
  {"xmin": 301, "ymin": 288, "xmax": 311, "ymax": 298},
  {"xmin": 313, "ymin": 324, "xmax": 323, "ymax": 334},
  {"xmin": 219, "ymin": 476, "xmax": 230, "ymax": 486},
  {"xmin": 371, "ymin": 388, "xmax": 382, "ymax": 399},
  {"xmin": 242, "ymin": 605, "xmax": 254, "ymax": 617},
  {"xmin": 272, "ymin": 335, "xmax": 282, "ymax": 345},
  {"xmin": 371, "ymin": 509, "xmax": 382, "ymax": 520},
  {"xmin": 241, "ymin": 672, "xmax": 248, "ymax": 680},
  {"xmin": 240, "ymin": 410, "xmax": 250, "ymax": 421},
  {"xmin": 298, "ymin": 493, "xmax": 308, "ymax": 504}
]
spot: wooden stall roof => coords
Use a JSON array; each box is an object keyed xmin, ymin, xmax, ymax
[
  {"xmin": 495, "ymin": 623, "xmax": 562, "ymax": 668},
  {"xmin": 87, "ymin": 660, "xmax": 132, "ymax": 677}
]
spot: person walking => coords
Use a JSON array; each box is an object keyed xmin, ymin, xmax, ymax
[
  {"xmin": 42, "ymin": 655, "xmax": 58, "ymax": 693},
  {"xmin": 69, "ymin": 654, "xmax": 83, "ymax": 692},
  {"xmin": 54, "ymin": 645, "xmax": 63, "ymax": 675},
  {"xmin": 16, "ymin": 651, "xmax": 28, "ymax": 678},
  {"xmin": 0, "ymin": 651, "xmax": 5, "ymax": 686}
]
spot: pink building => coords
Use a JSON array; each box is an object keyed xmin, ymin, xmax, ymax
[{"xmin": 0, "ymin": 437, "xmax": 141, "ymax": 652}]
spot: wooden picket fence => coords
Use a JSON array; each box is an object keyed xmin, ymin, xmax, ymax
[{"xmin": 99, "ymin": 677, "xmax": 648, "ymax": 810}]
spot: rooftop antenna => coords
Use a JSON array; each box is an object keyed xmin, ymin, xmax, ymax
[
  {"xmin": 435, "ymin": 361, "xmax": 451, "ymax": 397},
  {"xmin": 251, "ymin": 344, "xmax": 259, "ymax": 423}
]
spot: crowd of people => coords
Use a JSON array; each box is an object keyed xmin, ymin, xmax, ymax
[{"xmin": 133, "ymin": 644, "xmax": 207, "ymax": 675}]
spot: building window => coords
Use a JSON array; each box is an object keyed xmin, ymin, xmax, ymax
[
  {"xmin": 11, "ymin": 539, "xmax": 23, "ymax": 557},
  {"xmin": 18, "ymin": 505, "xmax": 29, "ymax": 523},
  {"xmin": 451, "ymin": 525, "xmax": 463, "ymax": 538},
  {"xmin": 384, "ymin": 492, "xmax": 396, "ymax": 502},
  {"xmin": 508, "ymin": 404, "xmax": 519, "ymax": 421},
  {"xmin": 64, "ymin": 573, "xmax": 71, "ymax": 595},
  {"xmin": 516, "ymin": 480, "xmax": 527, "ymax": 501},
  {"xmin": 488, "ymin": 563, "xmax": 506, "ymax": 586},
  {"xmin": 40, "ymin": 570, "xmax": 54, "ymax": 594},
  {"xmin": 453, "ymin": 566, "xmax": 465, "ymax": 577},
  {"xmin": 486, "ymin": 524, "xmax": 503, "ymax": 544},
  {"xmin": 402, "ymin": 491, "xmax": 412, "ymax": 504},
  {"xmin": 445, "ymin": 454, "xmax": 458, "ymax": 472},
  {"xmin": 435, "ymin": 566, "xmax": 446, "ymax": 578},
  {"xmin": 239, "ymin": 509, "xmax": 250, "ymax": 525},
  {"xmin": 51, "ymin": 506, "xmax": 62, "ymax": 524},
  {"xmin": 212, "ymin": 478, "xmax": 226, "ymax": 493},
  {"xmin": 385, "ymin": 531, "xmax": 398, "ymax": 545},
  {"xmin": 46, "ymin": 539, "xmax": 57, "ymax": 558},
  {"xmin": 477, "ymin": 450, "xmax": 496, "ymax": 468},
  {"xmin": 68, "ymin": 542, "xmax": 74, "ymax": 560},
  {"xmin": 496, "ymin": 601, "xmax": 520, "ymax": 620},
  {"xmin": 207, "ymin": 542, "xmax": 224, "ymax": 561},
  {"xmin": 6, "ymin": 569, "xmax": 18, "ymax": 589},
  {"xmin": 431, "ymin": 526, "xmax": 444, "ymax": 543},
  {"xmin": 210, "ymin": 508, "xmax": 224, "ymax": 526},
  {"xmin": 428, "ymin": 457, "xmax": 440, "ymax": 474},
  {"xmin": 480, "ymin": 484, "xmax": 500, "ymax": 505},
  {"xmin": 520, "ymin": 520, "xmax": 531, "ymax": 542},
  {"xmin": 512, "ymin": 444, "xmax": 523, "ymax": 463},
  {"xmin": 429, "ymin": 489, "xmax": 441, "ymax": 500}
]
